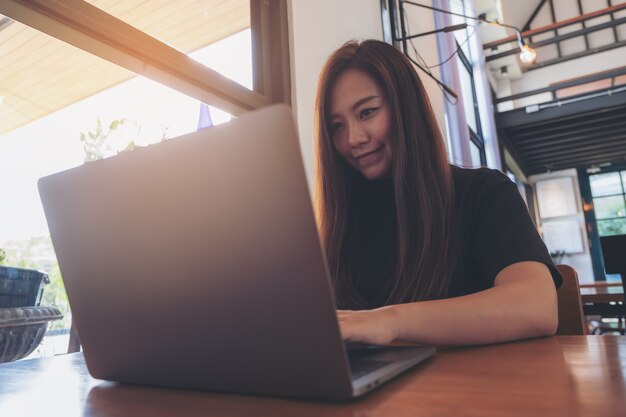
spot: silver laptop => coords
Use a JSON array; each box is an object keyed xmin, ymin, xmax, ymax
[{"xmin": 38, "ymin": 104, "xmax": 434, "ymax": 400}]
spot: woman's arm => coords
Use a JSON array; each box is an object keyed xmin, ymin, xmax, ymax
[{"xmin": 337, "ymin": 261, "xmax": 558, "ymax": 346}]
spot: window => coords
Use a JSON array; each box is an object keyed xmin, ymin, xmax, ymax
[
  {"xmin": 469, "ymin": 140, "xmax": 483, "ymax": 168},
  {"xmin": 449, "ymin": 0, "xmax": 473, "ymax": 63},
  {"xmin": 457, "ymin": 56, "xmax": 478, "ymax": 134},
  {"xmin": 580, "ymin": 167, "xmax": 626, "ymax": 281},
  {"xmin": 0, "ymin": 0, "xmax": 289, "ymax": 358},
  {"xmin": 450, "ymin": 0, "xmax": 486, "ymax": 167},
  {"xmin": 590, "ymin": 172, "xmax": 626, "ymax": 236}
]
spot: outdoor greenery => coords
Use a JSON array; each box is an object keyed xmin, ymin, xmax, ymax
[
  {"xmin": 593, "ymin": 195, "xmax": 625, "ymax": 220},
  {"xmin": 597, "ymin": 219, "xmax": 626, "ymax": 236},
  {"xmin": 0, "ymin": 248, "xmax": 6, "ymax": 265},
  {"xmin": 79, "ymin": 117, "xmax": 174, "ymax": 162},
  {"xmin": 80, "ymin": 118, "xmax": 138, "ymax": 162}
]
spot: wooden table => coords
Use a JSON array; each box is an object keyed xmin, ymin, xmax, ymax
[
  {"xmin": 581, "ymin": 284, "xmax": 624, "ymax": 304},
  {"xmin": 1, "ymin": 336, "xmax": 625, "ymax": 417},
  {"xmin": 580, "ymin": 284, "xmax": 624, "ymax": 316}
]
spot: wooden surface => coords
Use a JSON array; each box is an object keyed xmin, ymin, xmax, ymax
[
  {"xmin": 580, "ymin": 285, "xmax": 625, "ymax": 304},
  {"xmin": 580, "ymin": 282, "xmax": 622, "ymax": 288},
  {"xmin": 1, "ymin": 336, "xmax": 626, "ymax": 417}
]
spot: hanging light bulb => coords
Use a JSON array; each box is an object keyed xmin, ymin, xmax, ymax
[
  {"xmin": 512, "ymin": 28, "xmax": 537, "ymax": 64},
  {"xmin": 519, "ymin": 44, "xmax": 537, "ymax": 64},
  {"xmin": 481, "ymin": 19, "xmax": 538, "ymax": 65}
]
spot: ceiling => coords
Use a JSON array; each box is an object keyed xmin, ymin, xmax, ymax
[
  {"xmin": 0, "ymin": 0, "xmax": 249, "ymax": 136},
  {"xmin": 485, "ymin": 0, "xmax": 626, "ymax": 177},
  {"xmin": 496, "ymin": 88, "xmax": 626, "ymax": 176}
]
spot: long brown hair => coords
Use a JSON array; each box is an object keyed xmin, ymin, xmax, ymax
[{"xmin": 314, "ymin": 39, "xmax": 457, "ymax": 309}]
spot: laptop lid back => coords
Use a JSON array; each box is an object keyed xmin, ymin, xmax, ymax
[{"xmin": 38, "ymin": 105, "xmax": 353, "ymax": 400}]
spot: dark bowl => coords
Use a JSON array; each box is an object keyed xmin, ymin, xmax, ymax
[{"xmin": 0, "ymin": 306, "xmax": 63, "ymax": 363}]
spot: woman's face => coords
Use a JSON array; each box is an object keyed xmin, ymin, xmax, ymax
[{"xmin": 328, "ymin": 69, "xmax": 393, "ymax": 180}]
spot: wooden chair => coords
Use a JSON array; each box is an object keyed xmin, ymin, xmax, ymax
[{"xmin": 555, "ymin": 264, "xmax": 587, "ymax": 335}]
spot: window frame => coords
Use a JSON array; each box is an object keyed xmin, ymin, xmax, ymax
[
  {"xmin": 453, "ymin": 2, "xmax": 486, "ymax": 167},
  {"xmin": 0, "ymin": 0, "xmax": 290, "ymax": 116}
]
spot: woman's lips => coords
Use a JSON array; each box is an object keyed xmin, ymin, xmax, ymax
[{"xmin": 354, "ymin": 145, "xmax": 384, "ymax": 167}]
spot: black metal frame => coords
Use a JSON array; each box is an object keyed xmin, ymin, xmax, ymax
[
  {"xmin": 380, "ymin": 0, "xmax": 458, "ymax": 99},
  {"xmin": 522, "ymin": 0, "xmax": 548, "ymax": 33},
  {"xmin": 494, "ymin": 66, "xmax": 626, "ymax": 105},
  {"xmin": 456, "ymin": 40, "xmax": 486, "ymax": 166},
  {"xmin": 547, "ymin": 0, "xmax": 562, "ymax": 58},
  {"xmin": 576, "ymin": 0, "xmax": 590, "ymax": 51},
  {"xmin": 608, "ymin": 0, "xmax": 619, "ymax": 43},
  {"xmin": 380, "ymin": 0, "xmax": 401, "ymax": 49},
  {"xmin": 489, "ymin": 2, "xmax": 626, "ymax": 70},
  {"xmin": 495, "ymin": 88, "xmax": 626, "ymax": 176},
  {"xmin": 486, "ymin": 16, "xmax": 626, "ymax": 63}
]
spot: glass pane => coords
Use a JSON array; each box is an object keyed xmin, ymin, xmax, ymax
[
  {"xmin": 469, "ymin": 140, "xmax": 482, "ymax": 168},
  {"xmin": 449, "ymin": 0, "xmax": 471, "ymax": 61},
  {"xmin": 457, "ymin": 57, "xmax": 477, "ymax": 133},
  {"xmin": 597, "ymin": 219, "xmax": 626, "ymax": 236},
  {"xmin": 593, "ymin": 195, "xmax": 626, "ymax": 219},
  {"xmin": 89, "ymin": 0, "xmax": 252, "ymax": 90},
  {"xmin": 0, "ymin": 14, "xmax": 235, "ymax": 358},
  {"xmin": 590, "ymin": 172, "xmax": 623, "ymax": 197}
]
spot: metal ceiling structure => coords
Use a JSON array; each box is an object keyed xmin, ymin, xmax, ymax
[
  {"xmin": 496, "ymin": 87, "xmax": 626, "ymax": 176},
  {"xmin": 491, "ymin": 2, "xmax": 626, "ymax": 177}
]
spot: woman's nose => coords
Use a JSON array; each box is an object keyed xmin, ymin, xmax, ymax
[{"xmin": 347, "ymin": 123, "xmax": 368, "ymax": 148}]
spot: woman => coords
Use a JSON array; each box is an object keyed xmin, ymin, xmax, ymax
[{"xmin": 314, "ymin": 40, "xmax": 561, "ymax": 346}]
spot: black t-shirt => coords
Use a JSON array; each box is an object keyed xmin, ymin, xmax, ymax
[
  {"xmin": 448, "ymin": 165, "xmax": 562, "ymax": 297},
  {"xmin": 354, "ymin": 165, "xmax": 562, "ymax": 308}
]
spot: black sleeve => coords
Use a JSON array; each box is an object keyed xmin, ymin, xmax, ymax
[{"xmin": 471, "ymin": 172, "xmax": 562, "ymax": 289}]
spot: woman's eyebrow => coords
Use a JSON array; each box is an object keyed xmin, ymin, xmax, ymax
[
  {"xmin": 351, "ymin": 95, "xmax": 379, "ymax": 111},
  {"xmin": 329, "ymin": 95, "xmax": 380, "ymax": 119}
]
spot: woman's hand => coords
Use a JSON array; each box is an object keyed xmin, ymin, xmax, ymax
[{"xmin": 336, "ymin": 307, "xmax": 398, "ymax": 346}]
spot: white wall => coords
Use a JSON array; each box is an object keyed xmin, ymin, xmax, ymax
[
  {"xmin": 529, "ymin": 168, "xmax": 595, "ymax": 283},
  {"xmin": 497, "ymin": 0, "xmax": 538, "ymax": 30},
  {"xmin": 288, "ymin": 0, "xmax": 383, "ymax": 188}
]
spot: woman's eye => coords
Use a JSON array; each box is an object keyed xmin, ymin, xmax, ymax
[
  {"xmin": 330, "ymin": 122, "xmax": 343, "ymax": 132},
  {"xmin": 360, "ymin": 108, "xmax": 377, "ymax": 118}
]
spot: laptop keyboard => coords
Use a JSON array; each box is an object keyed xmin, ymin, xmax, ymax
[{"xmin": 348, "ymin": 358, "xmax": 393, "ymax": 380}]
